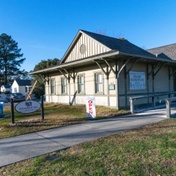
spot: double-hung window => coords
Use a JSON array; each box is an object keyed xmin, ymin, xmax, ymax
[
  {"xmin": 61, "ymin": 77, "xmax": 67, "ymax": 94},
  {"xmin": 95, "ymin": 73, "xmax": 103, "ymax": 93},
  {"xmin": 50, "ymin": 78, "xmax": 56, "ymax": 94},
  {"xmin": 78, "ymin": 75, "xmax": 85, "ymax": 93}
]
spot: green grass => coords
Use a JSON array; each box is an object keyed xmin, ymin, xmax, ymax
[
  {"xmin": 0, "ymin": 103, "xmax": 129, "ymax": 139},
  {"xmin": 1, "ymin": 118, "xmax": 176, "ymax": 175}
]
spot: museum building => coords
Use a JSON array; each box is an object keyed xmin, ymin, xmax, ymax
[{"xmin": 31, "ymin": 30, "xmax": 176, "ymax": 109}]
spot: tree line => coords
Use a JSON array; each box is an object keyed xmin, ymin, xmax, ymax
[{"xmin": 0, "ymin": 33, "xmax": 60, "ymax": 97}]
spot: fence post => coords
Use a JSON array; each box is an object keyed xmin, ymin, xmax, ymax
[
  {"xmin": 129, "ymin": 98, "xmax": 135, "ymax": 114},
  {"xmin": 11, "ymin": 98, "xmax": 15, "ymax": 124},
  {"xmin": 41, "ymin": 95, "xmax": 44, "ymax": 120},
  {"xmin": 166, "ymin": 98, "xmax": 171, "ymax": 118},
  {"xmin": 152, "ymin": 96, "xmax": 155, "ymax": 108}
]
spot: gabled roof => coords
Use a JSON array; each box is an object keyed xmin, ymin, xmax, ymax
[
  {"xmin": 3, "ymin": 85, "xmax": 11, "ymax": 88},
  {"xmin": 15, "ymin": 79, "xmax": 32, "ymax": 86},
  {"xmin": 148, "ymin": 43, "xmax": 176, "ymax": 60},
  {"xmin": 60, "ymin": 29, "xmax": 156, "ymax": 64},
  {"xmin": 31, "ymin": 30, "xmax": 176, "ymax": 75},
  {"xmin": 81, "ymin": 30, "xmax": 155, "ymax": 58}
]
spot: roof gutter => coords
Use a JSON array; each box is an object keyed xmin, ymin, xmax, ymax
[
  {"xmin": 30, "ymin": 50, "xmax": 176, "ymax": 75},
  {"xmin": 30, "ymin": 50, "xmax": 119, "ymax": 75}
]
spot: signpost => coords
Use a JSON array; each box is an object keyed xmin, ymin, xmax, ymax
[{"xmin": 86, "ymin": 96, "xmax": 96, "ymax": 119}]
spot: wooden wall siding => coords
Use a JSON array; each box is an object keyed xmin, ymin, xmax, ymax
[
  {"xmin": 65, "ymin": 34, "xmax": 111, "ymax": 63},
  {"xmin": 170, "ymin": 73, "xmax": 174, "ymax": 92},
  {"xmin": 148, "ymin": 64, "xmax": 153, "ymax": 93},
  {"xmin": 110, "ymin": 97, "xmax": 117, "ymax": 107},
  {"xmin": 155, "ymin": 66, "xmax": 169, "ymax": 92},
  {"xmin": 45, "ymin": 60, "xmax": 174, "ymax": 108},
  {"xmin": 95, "ymin": 96, "xmax": 107, "ymax": 106},
  {"xmin": 76, "ymin": 96, "xmax": 86, "ymax": 104},
  {"xmin": 109, "ymin": 72, "xmax": 116, "ymax": 95}
]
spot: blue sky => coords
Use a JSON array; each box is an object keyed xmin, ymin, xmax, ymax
[{"xmin": 0, "ymin": 0, "xmax": 176, "ymax": 72}]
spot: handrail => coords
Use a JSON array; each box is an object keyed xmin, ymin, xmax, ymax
[{"xmin": 129, "ymin": 92, "xmax": 176, "ymax": 114}]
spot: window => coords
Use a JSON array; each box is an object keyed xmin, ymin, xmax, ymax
[
  {"xmin": 50, "ymin": 79, "xmax": 56, "ymax": 94},
  {"xmin": 95, "ymin": 73, "xmax": 103, "ymax": 93},
  {"xmin": 25, "ymin": 86, "xmax": 28, "ymax": 93},
  {"xmin": 78, "ymin": 75, "xmax": 85, "ymax": 93},
  {"xmin": 25, "ymin": 86, "xmax": 32, "ymax": 93},
  {"xmin": 14, "ymin": 88, "xmax": 17, "ymax": 93},
  {"xmin": 61, "ymin": 78, "xmax": 67, "ymax": 94}
]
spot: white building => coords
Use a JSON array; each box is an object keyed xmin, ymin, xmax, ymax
[{"xmin": 11, "ymin": 79, "xmax": 32, "ymax": 95}]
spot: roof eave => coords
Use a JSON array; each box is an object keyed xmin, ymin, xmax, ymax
[
  {"xmin": 30, "ymin": 50, "xmax": 176, "ymax": 75},
  {"xmin": 30, "ymin": 51, "xmax": 119, "ymax": 75},
  {"xmin": 119, "ymin": 52, "xmax": 176, "ymax": 63}
]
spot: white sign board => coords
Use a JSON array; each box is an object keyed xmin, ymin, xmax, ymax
[
  {"xmin": 86, "ymin": 96, "xmax": 96, "ymax": 119},
  {"xmin": 129, "ymin": 71, "xmax": 146, "ymax": 90},
  {"xmin": 15, "ymin": 101, "xmax": 41, "ymax": 114}
]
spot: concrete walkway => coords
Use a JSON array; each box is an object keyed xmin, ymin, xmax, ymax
[{"xmin": 0, "ymin": 108, "xmax": 168, "ymax": 167}]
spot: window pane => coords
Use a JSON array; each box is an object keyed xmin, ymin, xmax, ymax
[
  {"xmin": 61, "ymin": 78, "xmax": 66, "ymax": 93},
  {"xmin": 98, "ymin": 74, "xmax": 102, "ymax": 83},
  {"xmin": 78, "ymin": 75, "xmax": 84, "ymax": 93},
  {"xmin": 50, "ymin": 79, "xmax": 55, "ymax": 94},
  {"xmin": 95, "ymin": 73, "xmax": 103, "ymax": 93}
]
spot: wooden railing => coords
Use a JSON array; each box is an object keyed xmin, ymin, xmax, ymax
[{"xmin": 129, "ymin": 92, "xmax": 176, "ymax": 114}]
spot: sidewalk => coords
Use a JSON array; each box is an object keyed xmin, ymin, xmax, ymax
[{"xmin": 0, "ymin": 108, "xmax": 168, "ymax": 167}]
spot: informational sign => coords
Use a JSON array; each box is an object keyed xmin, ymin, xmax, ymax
[
  {"xmin": 15, "ymin": 100, "xmax": 41, "ymax": 114},
  {"xmin": 86, "ymin": 96, "xmax": 96, "ymax": 119},
  {"xmin": 129, "ymin": 71, "xmax": 146, "ymax": 90},
  {"xmin": 109, "ymin": 83, "xmax": 115, "ymax": 90}
]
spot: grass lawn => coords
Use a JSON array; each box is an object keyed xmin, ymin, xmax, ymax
[
  {"xmin": 1, "ymin": 118, "xmax": 176, "ymax": 175},
  {"xmin": 0, "ymin": 103, "xmax": 129, "ymax": 139},
  {"xmin": 1, "ymin": 103, "xmax": 176, "ymax": 175}
]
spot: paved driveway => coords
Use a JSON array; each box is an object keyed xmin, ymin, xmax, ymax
[{"xmin": 0, "ymin": 108, "xmax": 168, "ymax": 167}]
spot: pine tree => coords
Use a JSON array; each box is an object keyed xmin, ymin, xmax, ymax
[{"xmin": 0, "ymin": 33, "xmax": 25, "ymax": 85}]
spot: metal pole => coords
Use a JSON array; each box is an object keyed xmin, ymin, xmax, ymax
[
  {"xmin": 11, "ymin": 98, "xmax": 15, "ymax": 124},
  {"xmin": 41, "ymin": 95, "xmax": 44, "ymax": 120}
]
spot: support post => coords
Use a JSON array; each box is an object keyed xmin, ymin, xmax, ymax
[
  {"xmin": 166, "ymin": 99, "xmax": 171, "ymax": 118},
  {"xmin": 152, "ymin": 96, "xmax": 155, "ymax": 108},
  {"xmin": 129, "ymin": 98, "xmax": 135, "ymax": 114},
  {"xmin": 116, "ymin": 76, "xmax": 120, "ymax": 110},
  {"xmin": 11, "ymin": 98, "xmax": 15, "ymax": 124}
]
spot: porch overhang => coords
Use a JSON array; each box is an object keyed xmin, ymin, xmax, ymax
[{"xmin": 30, "ymin": 50, "xmax": 176, "ymax": 75}]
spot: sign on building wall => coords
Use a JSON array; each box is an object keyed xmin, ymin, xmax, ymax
[
  {"xmin": 86, "ymin": 96, "xmax": 96, "ymax": 119},
  {"xmin": 129, "ymin": 71, "xmax": 146, "ymax": 90}
]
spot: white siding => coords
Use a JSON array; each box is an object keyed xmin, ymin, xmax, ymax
[
  {"xmin": 11, "ymin": 80, "xmax": 19, "ymax": 93},
  {"xmin": 65, "ymin": 34, "xmax": 111, "ymax": 63}
]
